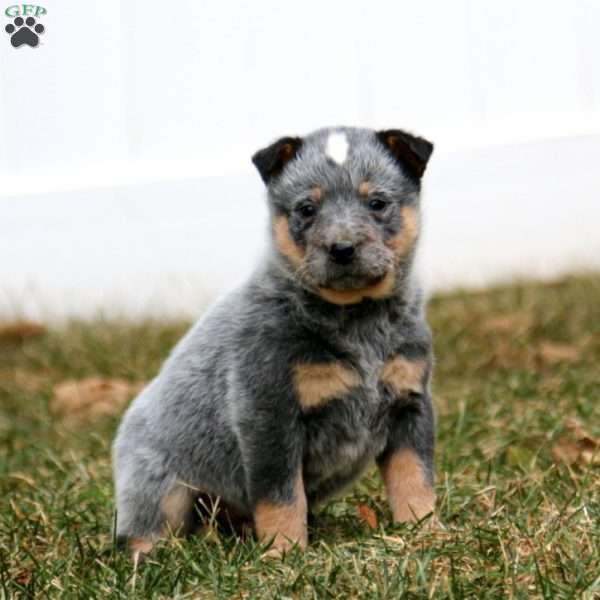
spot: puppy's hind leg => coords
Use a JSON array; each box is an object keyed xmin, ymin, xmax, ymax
[
  {"xmin": 161, "ymin": 481, "xmax": 198, "ymax": 537},
  {"xmin": 114, "ymin": 486, "xmax": 163, "ymax": 561},
  {"xmin": 113, "ymin": 447, "xmax": 196, "ymax": 561},
  {"xmin": 116, "ymin": 478, "xmax": 197, "ymax": 561}
]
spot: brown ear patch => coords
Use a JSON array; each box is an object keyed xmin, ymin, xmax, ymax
[
  {"xmin": 377, "ymin": 129, "xmax": 434, "ymax": 180},
  {"xmin": 293, "ymin": 362, "xmax": 361, "ymax": 409},
  {"xmin": 273, "ymin": 216, "xmax": 305, "ymax": 268},
  {"xmin": 280, "ymin": 143, "xmax": 295, "ymax": 163},
  {"xmin": 252, "ymin": 136, "xmax": 303, "ymax": 183},
  {"xmin": 254, "ymin": 473, "xmax": 308, "ymax": 554},
  {"xmin": 379, "ymin": 448, "xmax": 435, "ymax": 523},
  {"xmin": 318, "ymin": 270, "xmax": 396, "ymax": 306},
  {"xmin": 380, "ymin": 356, "xmax": 426, "ymax": 396},
  {"xmin": 385, "ymin": 206, "xmax": 420, "ymax": 261}
]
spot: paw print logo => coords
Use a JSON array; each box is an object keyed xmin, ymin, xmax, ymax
[{"xmin": 5, "ymin": 16, "xmax": 45, "ymax": 48}]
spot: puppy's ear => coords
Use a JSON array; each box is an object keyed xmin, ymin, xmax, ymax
[
  {"xmin": 376, "ymin": 130, "xmax": 433, "ymax": 180},
  {"xmin": 252, "ymin": 136, "xmax": 303, "ymax": 183}
]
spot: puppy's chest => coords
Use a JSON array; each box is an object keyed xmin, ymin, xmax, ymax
[
  {"xmin": 300, "ymin": 357, "xmax": 390, "ymax": 474},
  {"xmin": 294, "ymin": 335, "xmax": 416, "ymax": 485}
]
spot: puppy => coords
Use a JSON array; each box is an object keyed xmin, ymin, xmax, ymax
[{"xmin": 112, "ymin": 126, "xmax": 436, "ymax": 559}]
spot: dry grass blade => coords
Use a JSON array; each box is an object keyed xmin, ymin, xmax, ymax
[{"xmin": 51, "ymin": 378, "xmax": 145, "ymax": 421}]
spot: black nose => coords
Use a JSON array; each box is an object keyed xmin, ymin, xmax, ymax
[{"xmin": 329, "ymin": 241, "xmax": 355, "ymax": 265}]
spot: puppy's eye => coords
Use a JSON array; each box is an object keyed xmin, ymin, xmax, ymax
[
  {"xmin": 368, "ymin": 197, "xmax": 388, "ymax": 212},
  {"xmin": 296, "ymin": 203, "xmax": 317, "ymax": 219}
]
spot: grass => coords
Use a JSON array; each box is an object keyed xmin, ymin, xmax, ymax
[{"xmin": 1, "ymin": 275, "xmax": 599, "ymax": 599}]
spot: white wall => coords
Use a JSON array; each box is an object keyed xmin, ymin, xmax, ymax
[{"xmin": 1, "ymin": 1, "xmax": 599, "ymax": 319}]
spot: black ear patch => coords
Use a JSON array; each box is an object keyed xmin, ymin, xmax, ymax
[
  {"xmin": 251, "ymin": 136, "xmax": 303, "ymax": 183},
  {"xmin": 376, "ymin": 130, "xmax": 434, "ymax": 180}
]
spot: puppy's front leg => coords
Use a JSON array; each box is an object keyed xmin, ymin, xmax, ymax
[
  {"xmin": 254, "ymin": 471, "xmax": 307, "ymax": 555},
  {"xmin": 377, "ymin": 355, "xmax": 436, "ymax": 523},
  {"xmin": 236, "ymin": 374, "xmax": 307, "ymax": 555},
  {"xmin": 379, "ymin": 441, "xmax": 435, "ymax": 523}
]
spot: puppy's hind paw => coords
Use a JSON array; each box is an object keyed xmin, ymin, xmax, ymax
[
  {"xmin": 261, "ymin": 546, "xmax": 286, "ymax": 560},
  {"xmin": 129, "ymin": 537, "xmax": 154, "ymax": 564}
]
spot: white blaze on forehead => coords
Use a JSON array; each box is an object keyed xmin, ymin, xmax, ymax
[{"xmin": 325, "ymin": 132, "xmax": 349, "ymax": 165}]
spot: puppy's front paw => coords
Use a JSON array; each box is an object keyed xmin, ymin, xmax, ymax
[
  {"xmin": 260, "ymin": 532, "xmax": 307, "ymax": 560},
  {"xmin": 261, "ymin": 546, "xmax": 286, "ymax": 560},
  {"xmin": 261, "ymin": 540, "xmax": 290, "ymax": 560},
  {"xmin": 254, "ymin": 475, "xmax": 308, "ymax": 557},
  {"xmin": 380, "ymin": 448, "xmax": 436, "ymax": 525},
  {"xmin": 391, "ymin": 490, "xmax": 436, "ymax": 524}
]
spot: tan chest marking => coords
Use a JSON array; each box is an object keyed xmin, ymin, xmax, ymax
[
  {"xmin": 293, "ymin": 362, "xmax": 361, "ymax": 409},
  {"xmin": 273, "ymin": 216, "xmax": 305, "ymax": 268},
  {"xmin": 254, "ymin": 472, "xmax": 308, "ymax": 554},
  {"xmin": 379, "ymin": 448, "xmax": 435, "ymax": 523},
  {"xmin": 385, "ymin": 205, "xmax": 420, "ymax": 260},
  {"xmin": 380, "ymin": 356, "xmax": 426, "ymax": 396}
]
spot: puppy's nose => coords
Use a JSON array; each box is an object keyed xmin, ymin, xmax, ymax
[{"xmin": 329, "ymin": 241, "xmax": 355, "ymax": 265}]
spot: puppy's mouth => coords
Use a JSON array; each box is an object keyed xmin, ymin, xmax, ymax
[
  {"xmin": 322, "ymin": 272, "xmax": 388, "ymax": 292},
  {"xmin": 315, "ymin": 270, "xmax": 396, "ymax": 305}
]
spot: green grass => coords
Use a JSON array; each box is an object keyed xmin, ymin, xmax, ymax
[{"xmin": 1, "ymin": 276, "xmax": 599, "ymax": 599}]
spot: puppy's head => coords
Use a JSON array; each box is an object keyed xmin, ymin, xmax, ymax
[{"xmin": 252, "ymin": 127, "xmax": 433, "ymax": 305}]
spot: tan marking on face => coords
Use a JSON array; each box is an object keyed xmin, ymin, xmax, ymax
[
  {"xmin": 254, "ymin": 473, "xmax": 308, "ymax": 554},
  {"xmin": 161, "ymin": 482, "xmax": 194, "ymax": 534},
  {"xmin": 379, "ymin": 448, "xmax": 435, "ymax": 523},
  {"xmin": 385, "ymin": 205, "xmax": 420, "ymax": 260},
  {"xmin": 380, "ymin": 356, "xmax": 426, "ymax": 396},
  {"xmin": 317, "ymin": 270, "xmax": 396, "ymax": 305},
  {"xmin": 273, "ymin": 216, "xmax": 305, "ymax": 268},
  {"xmin": 358, "ymin": 181, "xmax": 371, "ymax": 197},
  {"xmin": 293, "ymin": 362, "xmax": 361, "ymax": 409},
  {"xmin": 310, "ymin": 186, "xmax": 323, "ymax": 202}
]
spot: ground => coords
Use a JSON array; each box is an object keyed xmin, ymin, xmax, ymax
[{"xmin": 1, "ymin": 276, "xmax": 599, "ymax": 599}]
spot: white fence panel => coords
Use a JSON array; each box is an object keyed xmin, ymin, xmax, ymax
[{"xmin": 1, "ymin": 0, "xmax": 599, "ymax": 319}]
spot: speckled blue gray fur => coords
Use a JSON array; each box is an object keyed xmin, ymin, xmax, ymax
[{"xmin": 112, "ymin": 126, "xmax": 435, "ymax": 545}]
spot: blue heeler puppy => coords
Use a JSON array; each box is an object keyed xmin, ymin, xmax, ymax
[{"xmin": 112, "ymin": 126, "xmax": 435, "ymax": 559}]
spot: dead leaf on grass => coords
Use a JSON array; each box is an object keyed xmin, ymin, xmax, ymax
[
  {"xmin": 538, "ymin": 342, "xmax": 580, "ymax": 365},
  {"xmin": 0, "ymin": 321, "xmax": 46, "ymax": 343},
  {"xmin": 51, "ymin": 378, "xmax": 145, "ymax": 421},
  {"xmin": 481, "ymin": 313, "xmax": 532, "ymax": 333},
  {"xmin": 13, "ymin": 569, "xmax": 32, "ymax": 586},
  {"xmin": 485, "ymin": 338, "xmax": 582, "ymax": 372},
  {"xmin": 357, "ymin": 504, "xmax": 378, "ymax": 529},
  {"xmin": 552, "ymin": 417, "xmax": 599, "ymax": 466},
  {"xmin": 484, "ymin": 339, "xmax": 532, "ymax": 370}
]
